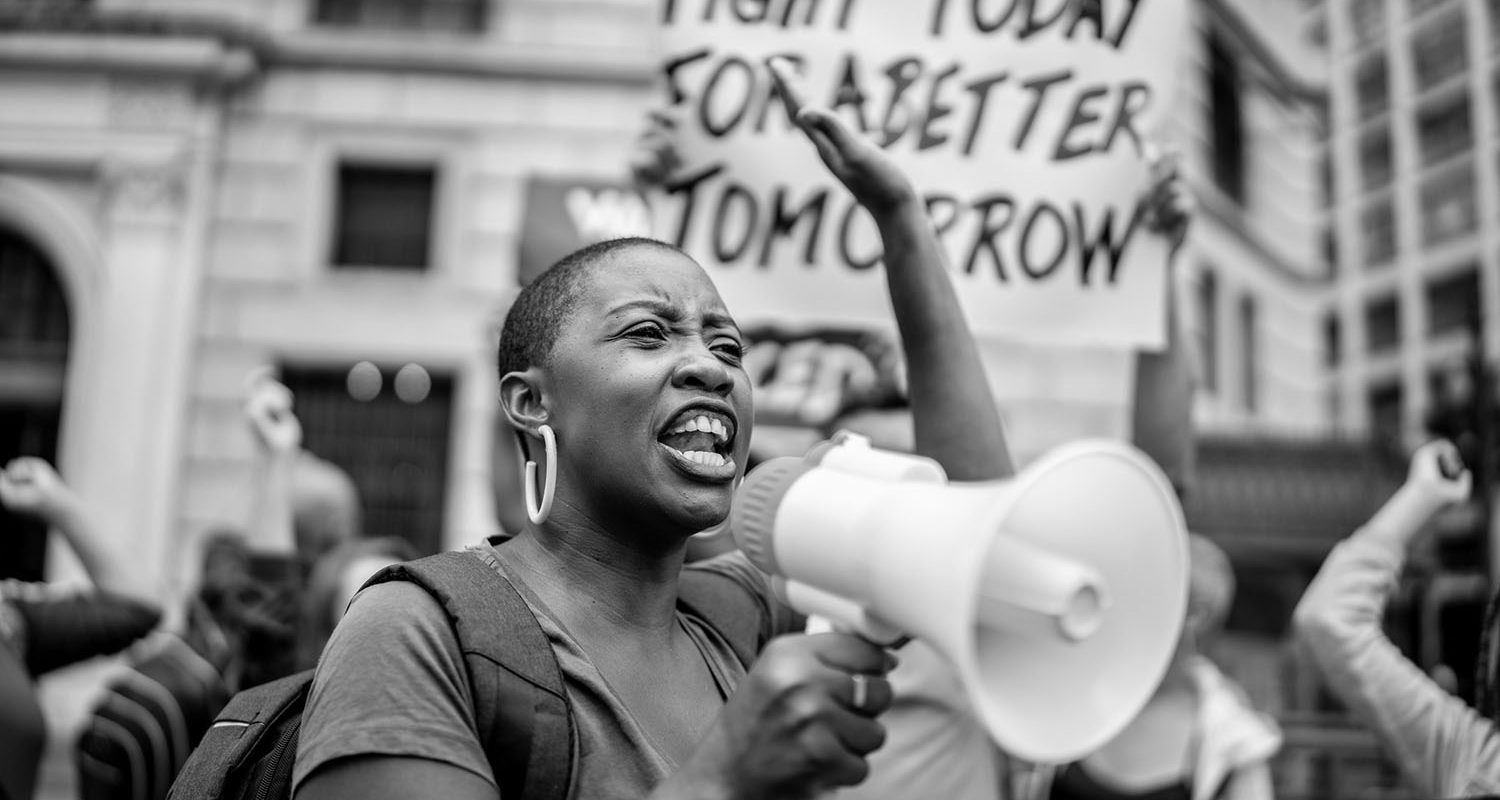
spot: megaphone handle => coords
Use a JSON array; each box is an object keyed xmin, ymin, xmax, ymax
[{"xmin": 780, "ymin": 579, "xmax": 907, "ymax": 647}]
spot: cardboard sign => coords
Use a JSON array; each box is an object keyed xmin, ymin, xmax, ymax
[
  {"xmin": 650, "ymin": 0, "xmax": 1186, "ymax": 348},
  {"xmin": 517, "ymin": 176, "xmax": 652, "ymax": 286}
]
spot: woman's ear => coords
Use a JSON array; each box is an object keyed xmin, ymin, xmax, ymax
[{"xmin": 499, "ymin": 369, "xmax": 549, "ymax": 434}]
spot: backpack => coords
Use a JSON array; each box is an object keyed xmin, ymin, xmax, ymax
[
  {"xmin": 77, "ymin": 631, "xmax": 233, "ymax": 800},
  {"xmin": 167, "ymin": 545, "xmax": 763, "ymax": 800}
]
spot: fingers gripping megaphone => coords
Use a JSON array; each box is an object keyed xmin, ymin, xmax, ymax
[{"xmin": 730, "ymin": 435, "xmax": 1189, "ymax": 764}]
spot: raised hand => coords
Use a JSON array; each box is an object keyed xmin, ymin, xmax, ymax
[
  {"xmin": 630, "ymin": 108, "xmax": 685, "ymax": 188},
  {"xmin": 766, "ymin": 56, "xmax": 917, "ymax": 218},
  {"xmin": 0, "ymin": 456, "xmax": 77, "ymax": 522},
  {"xmin": 244, "ymin": 372, "xmax": 302, "ymax": 457},
  {"xmin": 1406, "ymin": 439, "xmax": 1472, "ymax": 508},
  {"xmin": 667, "ymin": 632, "xmax": 895, "ymax": 799},
  {"xmin": 1140, "ymin": 144, "xmax": 1193, "ymax": 256}
]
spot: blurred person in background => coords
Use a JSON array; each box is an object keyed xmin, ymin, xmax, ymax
[
  {"xmin": 1044, "ymin": 533, "xmax": 1280, "ymax": 800},
  {"xmin": 0, "ymin": 457, "xmax": 161, "ymax": 800},
  {"xmin": 1293, "ymin": 440, "xmax": 1500, "ymax": 797},
  {"xmin": 294, "ymin": 535, "xmax": 418, "ymax": 671},
  {"xmin": 835, "ymin": 153, "xmax": 1271, "ymax": 800},
  {"xmin": 74, "ymin": 372, "xmax": 400, "ymax": 800}
]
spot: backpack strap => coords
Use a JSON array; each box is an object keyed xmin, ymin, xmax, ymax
[
  {"xmin": 675, "ymin": 567, "xmax": 765, "ymax": 669},
  {"xmin": 366, "ymin": 550, "xmax": 572, "ymax": 800}
]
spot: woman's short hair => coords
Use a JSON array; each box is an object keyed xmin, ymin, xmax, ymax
[{"xmin": 495, "ymin": 237, "xmax": 687, "ymax": 381}]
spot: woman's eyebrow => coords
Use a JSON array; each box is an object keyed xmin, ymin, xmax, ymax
[
  {"xmin": 607, "ymin": 300, "xmax": 739, "ymax": 337},
  {"xmin": 702, "ymin": 311, "xmax": 742, "ymax": 338},
  {"xmin": 608, "ymin": 299, "xmax": 682, "ymax": 320}
]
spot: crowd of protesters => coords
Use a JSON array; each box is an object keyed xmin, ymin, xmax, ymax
[{"xmin": 0, "ymin": 58, "xmax": 1497, "ymax": 800}]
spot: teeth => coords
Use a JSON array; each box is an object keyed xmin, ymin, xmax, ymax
[
  {"xmin": 665, "ymin": 412, "xmax": 733, "ymax": 443},
  {"xmin": 665, "ymin": 446, "xmax": 729, "ymax": 467}
]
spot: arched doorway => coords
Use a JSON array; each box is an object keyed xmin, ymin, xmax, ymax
[{"xmin": 0, "ymin": 226, "xmax": 70, "ymax": 581}]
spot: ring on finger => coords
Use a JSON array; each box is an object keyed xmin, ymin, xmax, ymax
[{"xmin": 850, "ymin": 673, "xmax": 869, "ymax": 711}]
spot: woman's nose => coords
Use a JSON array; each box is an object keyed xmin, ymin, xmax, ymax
[{"xmin": 672, "ymin": 349, "xmax": 735, "ymax": 395}]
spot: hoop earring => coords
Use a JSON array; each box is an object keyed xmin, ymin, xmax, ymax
[{"xmin": 525, "ymin": 424, "xmax": 557, "ymax": 525}]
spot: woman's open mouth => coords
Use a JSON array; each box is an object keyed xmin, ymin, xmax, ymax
[{"xmin": 658, "ymin": 408, "xmax": 737, "ymax": 477}]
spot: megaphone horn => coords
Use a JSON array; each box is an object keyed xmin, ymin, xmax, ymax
[{"xmin": 730, "ymin": 437, "xmax": 1189, "ymax": 764}]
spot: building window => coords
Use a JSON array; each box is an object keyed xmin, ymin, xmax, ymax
[
  {"xmin": 1365, "ymin": 295, "xmax": 1402, "ymax": 354},
  {"xmin": 1416, "ymin": 93, "xmax": 1472, "ymax": 166},
  {"xmin": 0, "ymin": 230, "xmax": 69, "ymax": 361},
  {"xmin": 1361, "ymin": 197, "xmax": 1397, "ymax": 266},
  {"xmin": 1197, "ymin": 269, "xmax": 1219, "ymax": 394},
  {"xmin": 313, "ymin": 0, "xmax": 486, "ymax": 33},
  {"xmin": 1239, "ymin": 295, "xmax": 1258, "ymax": 413},
  {"xmin": 1419, "ymin": 164, "xmax": 1478, "ymax": 245},
  {"xmin": 1426, "ymin": 267, "xmax": 1480, "ymax": 336},
  {"xmin": 1359, "ymin": 127, "xmax": 1394, "ymax": 190},
  {"xmin": 280, "ymin": 363, "xmax": 454, "ymax": 555},
  {"xmin": 1368, "ymin": 382, "xmax": 1404, "ymax": 447},
  {"xmin": 0, "ymin": 228, "xmax": 71, "ymax": 583},
  {"xmin": 1490, "ymin": 70, "xmax": 1500, "ymax": 131},
  {"xmin": 1490, "ymin": 0, "xmax": 1500, "ymax": 50},
  {"xmin": 1325, "ymin": 313, "xmax": 1341, "ymax": 368},
  {"xmin": 1207, "ymin": 33, "xmax": 1246, "ymax": 205},
  {"xmin": 332, "ymin": 163, "xmax": 437, "ymax": 270},
  {"xmin": 1306, "ymin": 15, "xmax": 1328, "ymax": 49},
  {"xmin": 1354, "ymin": 54, "xmax": 1389, "ymax": 122},
  {"xmin": 1319, "ymin": 150, "xmax": 1335, "ymax": 209},
  {"xmin": 1411, "ymin": 10, "xmax": 1468, "ymax": 92},
  {"xmin": 1350, "ymin": 0, "xmax": 1385, "ymax": 47}
]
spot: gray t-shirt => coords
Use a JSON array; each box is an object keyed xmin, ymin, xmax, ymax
[{"xmin": 292, "ymin": 549, "xmax": 795, "ymax": 798}]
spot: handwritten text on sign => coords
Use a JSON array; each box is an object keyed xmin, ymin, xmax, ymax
[{"xmin": 651, "ymin": 0, "xmax": 1185, "ymax": 347}]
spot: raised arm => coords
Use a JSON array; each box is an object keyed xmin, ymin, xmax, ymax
[
  {"xmin": 244, "ymin": 373, "xmax": 301, "ymax": 557},
  {"xmin": 0, "ymin": 457, "xmax": 153, "ymax": 603},
  {"xmin": 767, "ymin": 57, "xmax": 1010, "ymax": 481},
  {"xmin": 1130, "ymin": 148, "xmax": 1196, "ymax": 492},
  {"xmin": 1292, "ymin": 440, "xmax": 1500, "ymax": 796}
]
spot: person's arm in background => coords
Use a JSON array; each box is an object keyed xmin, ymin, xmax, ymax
[
  {"xmin": 237, "ymin": 372, "xmax": 309, "ymax": 688},
  {"xmin": 1292, "ymin": 440, "xmax": 1500, "ymax": 797},
  {"xmin": 244, "ymin": 373, "xmax": 301, "ymax": 558},
  {"xmin": 768, "ymin": 57, "xmax": 1010, "ymax": 483},
  {"xmin": 1130, "ymin": 147, "xmax": 1196, "ymax": 493},
  {"xmin": 0, "ymin": 457, "xmax": 154, "ymax": 604},
  {"xmin": 0, "ymin": 458, "xmax": 162, "ymax": 676}
]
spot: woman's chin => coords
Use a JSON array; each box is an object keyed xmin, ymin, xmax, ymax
[{"xmin": 667, "ymin": 498, "xmax": 731, "ymax": 539}]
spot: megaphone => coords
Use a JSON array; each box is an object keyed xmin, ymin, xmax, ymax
[{"xmin": 730, "ymin": 435, "xmax": 1188, "ymax": 764}]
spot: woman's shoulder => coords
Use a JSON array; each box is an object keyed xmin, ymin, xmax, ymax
[
  {"xmin": 296, "ymin": 580, "xmax": 492, "ymax": 793},
  {"xmin": 322, "ymin": 580, "xmax": 460, "ymax": 664}
]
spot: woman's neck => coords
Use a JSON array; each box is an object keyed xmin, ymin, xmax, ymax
[{"xmin": 504, "ymin": 516, "xmax": 689, "ymax": 637}]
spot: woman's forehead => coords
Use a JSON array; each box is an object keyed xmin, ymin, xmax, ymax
[{"xmin": 579, "ymin": 248, "xmax": 734, "ymax": 322}]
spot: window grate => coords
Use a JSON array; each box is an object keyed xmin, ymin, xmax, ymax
[{"xmin": 331, "ymin": 164, "xmax": 437, "ymax": 270}]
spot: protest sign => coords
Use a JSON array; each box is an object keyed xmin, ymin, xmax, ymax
[
  {"xmin": 650, "ymin": 0, "xmax": 1186, "ymax": 348},
  {"xmin": 518, "ymin": 176, "xmax": 651, "ymax": 285}
]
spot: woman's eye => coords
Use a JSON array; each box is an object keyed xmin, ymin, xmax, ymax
[
  {"xmin": 714, "ymin": 341, "xmax": 745, "ymax": 364},
  {"xmin": 625, "ymin": 323, "xmax": 666, "ymax": 342}
]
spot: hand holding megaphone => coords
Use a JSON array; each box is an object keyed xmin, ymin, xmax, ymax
[
  {"xmin": 663, "ymin": 633, "xmax": 896, "ymax": 799},
  {"xmin": 730, "ymin": 435, "xmax": 1189, "ymax": 763}
]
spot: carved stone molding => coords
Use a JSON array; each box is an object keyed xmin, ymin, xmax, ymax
[
  {"xmin": 108, "ymin": 77, "xmax": 194, "ymax": 131},
  {"xmin": 101, "ymin": 157, "xmax": 188, "ymax": 221}
]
